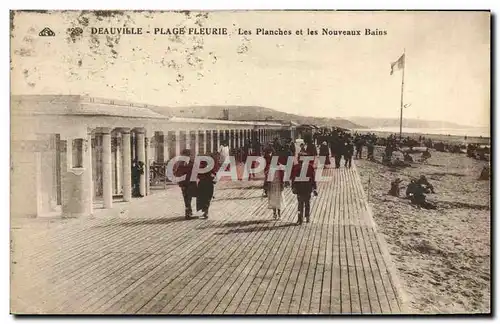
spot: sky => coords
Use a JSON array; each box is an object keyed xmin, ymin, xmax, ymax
[{"xmin": 11, "ymin": 10, "xmax": 490, "ymax": 127}]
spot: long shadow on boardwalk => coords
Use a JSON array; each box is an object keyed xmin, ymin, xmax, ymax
[
  {"xmin": 216, "ymin": 184, "xmax": 264, "ymax": 191},
  {"xmin": 93, "ymin": 216, "xmax": 193, "ymax": 228},
  {"xmin": 197, "ymin": 219, "xmax": 273, "ymax": 230},
  {"xmin": 214, "ymin": 196, "xmax": 261, "ymax": 202},
  {"xmin": 215, "ymin": 222, "xmax": 297, "ymax": 235}
]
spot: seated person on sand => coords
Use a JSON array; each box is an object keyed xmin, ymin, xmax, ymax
[
  {"xmin": 421, "ymin": 148, "xmax": 431, "ymax": 161},
  {"xmin": 403, "ymin": 152, "xmax": 414, "ymax": 163},
  {"xmin": 479, "ymin": 166, "xmax": 490, "ymax": 180},
  {"xmin": 392, "ymin": 157, "xmax": 411, "ymax": 167},
  {"xmin": 405, "ymin": 180, "xmax": 437, "ymax": 210},
  {"xmin": 388, "ymin": 178, "xmax": 404, "ymax": 197},
  {"xmin": 416, "ymin": 175, "xmax": 436, "ymax": 194}
]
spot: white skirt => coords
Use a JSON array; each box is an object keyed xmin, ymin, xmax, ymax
[{"xmin": 268, "ymin": 181, "xmax": 284, "ymax": 209}]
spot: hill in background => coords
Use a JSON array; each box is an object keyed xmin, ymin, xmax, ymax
[{"xmin": 149, "ymin": 105, "xmax": 365, "ymax": 129}]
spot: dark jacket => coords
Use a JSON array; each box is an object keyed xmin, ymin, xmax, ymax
[
  {"xmin": 174, "ymin": 159, "xmax": 196, "ymax": 188},
  {"xmin": 291, "ymin": 163, "xmax": 317, "ymax": 197}
]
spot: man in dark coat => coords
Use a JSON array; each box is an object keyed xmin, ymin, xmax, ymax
[
  {"xmin": 355, "ymin": 136, "xmax": 364, "ymax": 159},
  {"xmin": 291, "ymin": 154, "xmax": 318, "ymax": 225},
  {"xmin": 344, "ymin": 137, "xmax": 354, "ymax": 168},
  {"xmin": 332, "ymin": 135, "xmax": 343, "ymax": 168},
  {"xmin": 174, "ymin": 149, "xmax": 197, "ymax": 219}
]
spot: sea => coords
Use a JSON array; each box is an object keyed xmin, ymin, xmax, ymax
[{"xmin": 354, "ymin": 126, "xmax": 490, "ymax": 138}]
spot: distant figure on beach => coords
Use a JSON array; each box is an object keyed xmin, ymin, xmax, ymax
[
  {"xmin": 389, "ymin": 178, "xmax": 403, "ymax": 197},
  {"xmin": 406, "ymin": 179, "xmax": 437, "ymax": 210},
  {"xmin": 404, "ymin": 152, "xmax": 414, "ymax": 163},
  {"xmin": 479, "ymin": 166, "xmax": 490, "ymax": 181},
  {"xmin": 417, "ymin": 175, "xmax": 436, "ymax": 194},
  {"xmin": 355, "ymin": 136, "xmax": 364, "ymax": 159},
  {"xmin": 366, "ymin": 140, "xmax": 375, "ymax": 160},
  {"xmin": 421, "ymin": 148, "xmax": 432, "ymax": 162}
]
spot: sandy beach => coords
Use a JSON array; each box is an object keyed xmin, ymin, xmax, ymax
[{"xmin": 355, "ymin": 147, "xmax": 490, "ymax": 314}]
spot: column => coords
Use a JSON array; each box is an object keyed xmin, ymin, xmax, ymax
[
  {"xmin": 102, "ymin": 130, "xmax": 113, "ymax": 209},
  {"xmin": 193, "ymin": 130, "xmax": 200, "ymax": 156},
  {"xmin": 213, "ymin": 129, "xmax": 218, "ymax": 152},
  {"xmin": 203, "ymin": 130, "xmax": 207, "ymax": 154},
  {"xmin": 145, "ymin": 136, "xmax": 151, "ymax": 196},
  {"xmin": 86, "ymin": 131, "xmax": 94, "ymax": 215},
  {"xmin": 175, "ymin": 130, "xmax": 181, "ymax": 156},
  {"xmin": 185, "ymin": 130, "xmax": 191, "ymax": 150},
  {"xmin": 136, "ymin": 130, "xmax": 146, "ymax": 197},
  {"xmin": 121, "ymin": 129, "xmax": 132, "ymax": 202},
  {"xmin": 163, "ymin": 132, "xmax": 170, "ymax": 162},
  {"xmin": 230, "ymin": 130, "xmax": 235, "ymax": 149}
]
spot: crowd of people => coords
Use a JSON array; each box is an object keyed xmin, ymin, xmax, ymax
[
  {"xmin": 169, "ymin": 127, "xmax": 487, "ymax": 221},
  {"xmin": 172, "ymin": 133, "xmax": 328, "ymax": 224}
]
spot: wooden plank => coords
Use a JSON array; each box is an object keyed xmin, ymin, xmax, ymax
[
  {"xmin": 330, "ymin": 168, "xmax": 342, "ymax": 314},
  {"xmin": 12, "ymin": 163, "xmax": 404, "ymax": 315},
  {"xmin": 226, "ymin": 193, "xmax": 298, "ymax": 314}
]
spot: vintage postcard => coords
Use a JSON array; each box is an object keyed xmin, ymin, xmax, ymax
[{"xmin": 10, "ymin": 10, "xmax": 491, "ymax": 315}]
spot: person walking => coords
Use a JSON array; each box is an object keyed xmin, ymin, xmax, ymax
[
  {"xmin": 291, "ymin": 153, "xmax": 318, "ymax": 225},
  {"xmin": 319, "ymin": 141, "xmax": 331, "ymax": 167},
  {"xmin": 174, "ymin": 149, "xmax": 197, "ymax": 219},
  {"xmin": 344, "ymin": 137, "xmax": 354, "ymax": 168},
  {"xmin": 196, "ymin": 160, "xmax": 216, "ymax": 219}
]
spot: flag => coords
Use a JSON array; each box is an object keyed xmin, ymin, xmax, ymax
[{"xmin": 390, "ymin": 53, "xmax": 405, "ymax": 75}]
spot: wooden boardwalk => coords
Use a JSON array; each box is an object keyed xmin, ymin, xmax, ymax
[{"xmin": 11, "ymin": 166, "xmax": 406, "ymax": 314}]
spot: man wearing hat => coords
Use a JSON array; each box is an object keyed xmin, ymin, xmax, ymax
[
  {"xmin": 416, "ymin": 175, "xmax": 435, "ymax": 193},
  {"xmin": 174, "ymin": 149, "xmax": 197, "ymax": 219},
  {"xmin": 291, "ymin": 152, "xmax": 318, "ymax": 225}
]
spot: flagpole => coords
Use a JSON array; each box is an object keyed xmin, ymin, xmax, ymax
[{"xmin": 399, "ymin": 48, "xmax": 406, "ymax": 142}]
